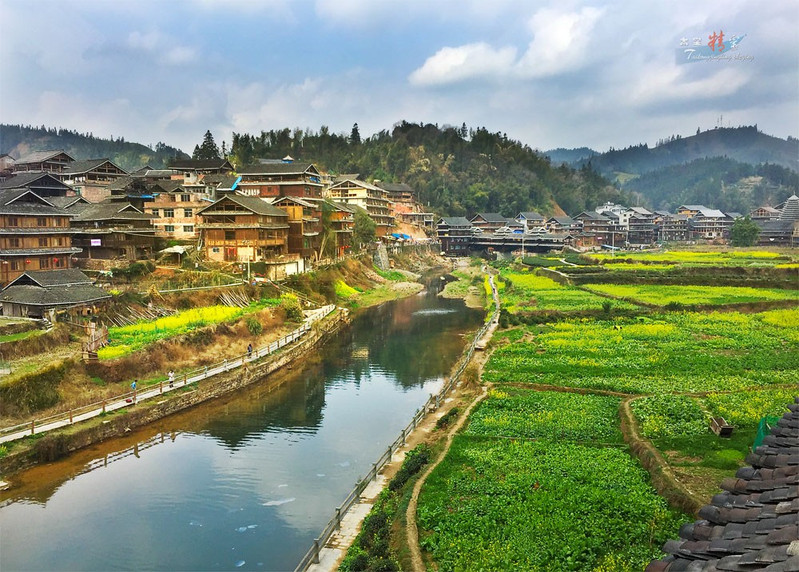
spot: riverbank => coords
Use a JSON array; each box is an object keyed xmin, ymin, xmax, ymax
[
  {"xmin": 307, "ymin": 270, "xmax": 498, "ymax": 571},
  {"xmin": 0, "ymin": 251, "xmax": 451, "ymax": 479}
]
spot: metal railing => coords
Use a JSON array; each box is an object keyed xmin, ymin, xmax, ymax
[
  {"xmin": 0, "ymin": 305, "xmax": 338, "ymax": 444},
  {"xmin": 294, "ymin": 273, "xmax": 499, "ymax": 571}
]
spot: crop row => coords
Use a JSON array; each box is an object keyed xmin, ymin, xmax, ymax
[
  {"xmin": 583, "ymin": 283, "xmax": 799, "ymax": 306},
  {"xmin": 483, "ymin": 310, "xmax": 799, "ymax": 393},
  {"xmin": 499, "ymin": 271, "xmax": 639, "ymax": 312},
  {"xmin": 465, "ymin": 388, "xmax": 623, "ymax": 443},
  {"xmin": 99, "ymin": 300, "xmax": 279, "ymax": 359},
  {"xmin": 588, "ymin": 250, "xmax": 792, "ymax": 265},
  {"xmin": 630, "ymin": 389, "xmax": 797, "ymax": 441},
  {"xmin": 417, "ymin": 438, "xmax": 686, "ymax": 571}
]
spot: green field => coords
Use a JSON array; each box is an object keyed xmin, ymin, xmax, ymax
[
  {"xmin": 588, "ymin": 250, "xmax": 794, "ymax": 266},
  {"xmin": 583, "ymin": 283, "xmax": 799, "ymax": 306},
  {"xmin": 418, "ymin": 391, "xmax": 687, "ymax": 571},
  {"xmin": 482, "ymin": 309, "xmax": 799, "ymax": 393},
  {"xmin": 98, "ymin": 300, "xmax": 279, "ymax": 359},
  {"xmin": 499, "ymin": 271, "xmax": 640, "ymax": 312}
]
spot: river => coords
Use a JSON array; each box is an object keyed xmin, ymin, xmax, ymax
[{"xmin": 0, "ymin": 272, "xmax": 483, "ymax": 571}]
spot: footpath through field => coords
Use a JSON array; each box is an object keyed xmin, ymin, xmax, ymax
[{"xmin": 0, "ymin": 305, "xmax": 336, "ymax": 445}]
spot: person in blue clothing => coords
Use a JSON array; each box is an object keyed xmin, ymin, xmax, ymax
[{"xmin": 131, "ymin": 380, "xmax": 137, "ymax": 403}]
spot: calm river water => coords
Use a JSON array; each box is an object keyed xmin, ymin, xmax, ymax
[{"xmin": 0, "ymin": 273, "xmax": 483, "ymax": 571}]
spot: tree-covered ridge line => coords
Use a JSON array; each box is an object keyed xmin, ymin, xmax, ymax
[
  {"xmin": 0, "ymin": 124, "xmax": 188, "ymax": 171},
  {"xmin": 574, "ymin": 125, "xmax": 799, "ymax": 176},
  {"xmin": 227, "ymin": 121, "xmax": 624, "ymax": 217},
  {"xmin": 622, "ymin": 156, "xmax": 799, "ymax": 213}
]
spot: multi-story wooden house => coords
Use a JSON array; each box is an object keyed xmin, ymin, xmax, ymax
[
  {"xmin": 144, "ymin": 180, "xmax": 211, "ymax": 241},
  {"xmin": 237, "ymin": 160, "xmax": 324, "ymax": 199},
  {"xmin": 326, "ymin": 178, "xmax": 395, "ymax": 236},
  {"xmin": 0, "ymin": 188, "xmax": 81, "ymax": 286},
  {"xmin": 515, "ymin": 211, "xmax": 546, "ymax": 231},
  {"xmin": 679, "ymin": 206, "xmax": 733, "ymax": 239},
  {"xmin": 324, "ymin": 200, "xmax": 355, "ymax": 258},
  {"xmin": 0, "ymin": 172, "xmax": 76, "ymax": 198},
  {"xmin": 12, "ymin": 150, "xmax": 75, "ymax": 173},
  {"xmin": 197, "ymin": 194, "xmax": 289, "ymax": 263},
  {"xmin": 68, "ymin": 202, "xmax": 156, "ymax": 263},
  {"xmin": 546, "ymin": 216, "xmax": 580, "ymax": 235},
  {"xmin": 437, "ymin": 217, "xmax": 473, "ymax": 255},
  {"xmin": 169, "ymin": 159, "xmax": 235, "ymax": 183},
  {"xmin": 268, "ymin": 196, "xmax": 322, "ymax": 261},
  {"xmin": 57, "ymin": 159, "xmax": 129, "ymax": 202},
  {"xmin": 654, "ymin": 212, "xmax": 690, "ymax": 242},
  {"xmin": 469, "ymin": 213, "xmax": 508, "ymax": 233}
]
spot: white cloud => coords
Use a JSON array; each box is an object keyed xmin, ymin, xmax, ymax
[
  {"xmin": 629, "ymin": 64, "xmax": 751, "ymax": 107},
  {"xmin": 409, "ymin": 6, "xmax": 604, "ymax": 86},
  {"xmin": 126, "ymin": 30, "xmax": 198, "ymax": 66},
  {"xmin": 516, "ymin": 7, "xmax": 604, "ymax": 77},
  {"xmin": 408, "ymin": 43, "xmax": 517, "ymax": 86}
]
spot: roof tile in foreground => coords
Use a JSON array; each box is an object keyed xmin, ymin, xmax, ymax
[{"xmin": 646, "ymin": 397, "xmax": 799, "ymax": 572}]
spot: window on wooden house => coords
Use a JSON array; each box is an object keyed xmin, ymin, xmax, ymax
[
  {"xmin": 165, "ymin": 225, "xmax": 175, "ymax": 232},
  {"xmin": 183, "ymin": 225, "xmax": 194, "ymax": 233},
  {"xmin": 184, "ymin": 209, "xmax": 193, "ymax": 218},
  {"xmin": 163, "ymin": 209, "xmax": 174, "ymax": 218}
]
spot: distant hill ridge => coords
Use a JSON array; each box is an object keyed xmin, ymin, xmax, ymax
[
  {"xmin": 567, "ymin": 126, "xmax": 798, "ymax": 176},
  {"xmin": 0, "ymin": 124, "xmax": 188, "ymax": 172}
]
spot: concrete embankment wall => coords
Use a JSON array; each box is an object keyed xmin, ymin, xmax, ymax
[{"xmin": 0, "ymin": 310, "xmax": 350, "ymax": 476}]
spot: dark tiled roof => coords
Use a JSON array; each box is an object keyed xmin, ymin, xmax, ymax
[
  {"xmin": 647, "ymin": 397, "xmax": 799, "ymax": 572},
  {"xmin": 72, "ymin": 202, "xmax": 152, "ymax": 223},
  {"xmin": 471, "ymin": 212, "xmax": 506, "ymax": 223},
  {"xmin": 148, "ymin": 180, "xmax": 185, "ymax": 193},
  {"xmin": 0, "ymin": 284, "xmax": 110, "ymax": 307},
  {"xmin": 439, "ymin": 217, "xmax": 472, "ymax": 226},
  {"xmin": 238, "ymin": 161, "xmax": 318, "ymax": 176},
  {"xmin": 380, "ymin": 182, "xmax": 415, "ymax": 193},
  {"xmin": 5, "ymin": 269, "xmax": 93, "ymax": 288},
  {"xmin": 13, "ymin": 150, "xmax": 75, "ymax": 164},
  {"xmin": 0, "ymin": 172, "xmax": 68, "ymax": 190},
  {"xmin": 0, "ymin": 188, "xmax": 71, "ymax": 216},
  {"xmin": 168, "ymin": 159, "xmax": 233, "ymax": 170},
  {"xmin": 518, "ymin": 211, "xmax": 545, "ymax": 220},
  {"xmin": 197, "ymin": 194, "xmax": 289, "ymax": 217},
  {"xmin": 47, "ymin": 196, "xmax": 91, "ymax": 209},
  {"xmin": 63, "ymin": 158, "xmax": 127, "ymax": 175},
  {"xmin": 575, "ymin": 211, "xmax": 609, "ymax": 220}
]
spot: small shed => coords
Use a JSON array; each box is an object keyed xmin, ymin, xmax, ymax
[
  {"xmin": 710, "ymin": 416, "xmax": 734, "ymax": 437},
  {"xmin": 0, "ymin": 269, "xmax": 111, "ymax": 319}
]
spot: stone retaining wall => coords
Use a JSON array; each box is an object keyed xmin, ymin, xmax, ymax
[{"xmin": 0, "ymin": 310, "xmax": 350, "ymax": 476}]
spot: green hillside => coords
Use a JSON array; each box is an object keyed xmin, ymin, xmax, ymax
[
  {"xmin": 576, "ymin": 126, "xmax": 799, "ymax": 176},
  {"xmin": 227, "ymin": 121, "xmax": 624, "ymax": 217},
  {"xmin": 0, "ymin": 124, "xmax": 188, "ymax": 171}
]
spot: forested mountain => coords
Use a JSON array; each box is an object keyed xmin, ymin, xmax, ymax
[
  {"xmin": 0, "ymin": 124, "xmax": 188, "ymax": 171},
  {"xmin": 540, "ymin": 147, "xmax": 596, "ymax": 166},
  {"xmin": 228, "ymin": 121, "xmax": 622, "ymax": 217},
  {"xmin": 575, "ymin": 126, "xmax": 798, "ymax": 178},
  {"xmin": 622, "ymin": 157, "xmax": 799, "ymax": 213}
]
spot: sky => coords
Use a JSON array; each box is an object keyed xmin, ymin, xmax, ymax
[{"xmin": 1, "ymin": 0, "xmax": 797, "ymax": 156}]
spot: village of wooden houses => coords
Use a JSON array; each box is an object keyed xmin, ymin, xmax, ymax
[{"xmin": 1, "ymin": 149, "xmax": 797, "ymax": 322}]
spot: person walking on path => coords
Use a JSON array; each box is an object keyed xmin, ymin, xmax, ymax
[
  {"xmin": 247, "ymin": 343, "xmax": 253, "ymax": 360},
  {"xmin": 131, "ymin": 380, "xmax": 138, "ymax": 404},
  {"xmin": 168, "ymin": 370, "xmax": 175, "ymax": 388}
]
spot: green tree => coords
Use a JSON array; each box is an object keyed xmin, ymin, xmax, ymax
[
  {"xmin": 729, "ymin": 216, "xmax": 760, "ymax": 246},
  {"xmin": 193, "ymin": 130, "xmax": 221, "ymax": 160},
  {"xmin": 352, "ymin": 207, "xmax": 376, "ymax": 249},
  {"xmin": 350, "ymin": 123, "xmax": 361, "ymax": 146}
]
